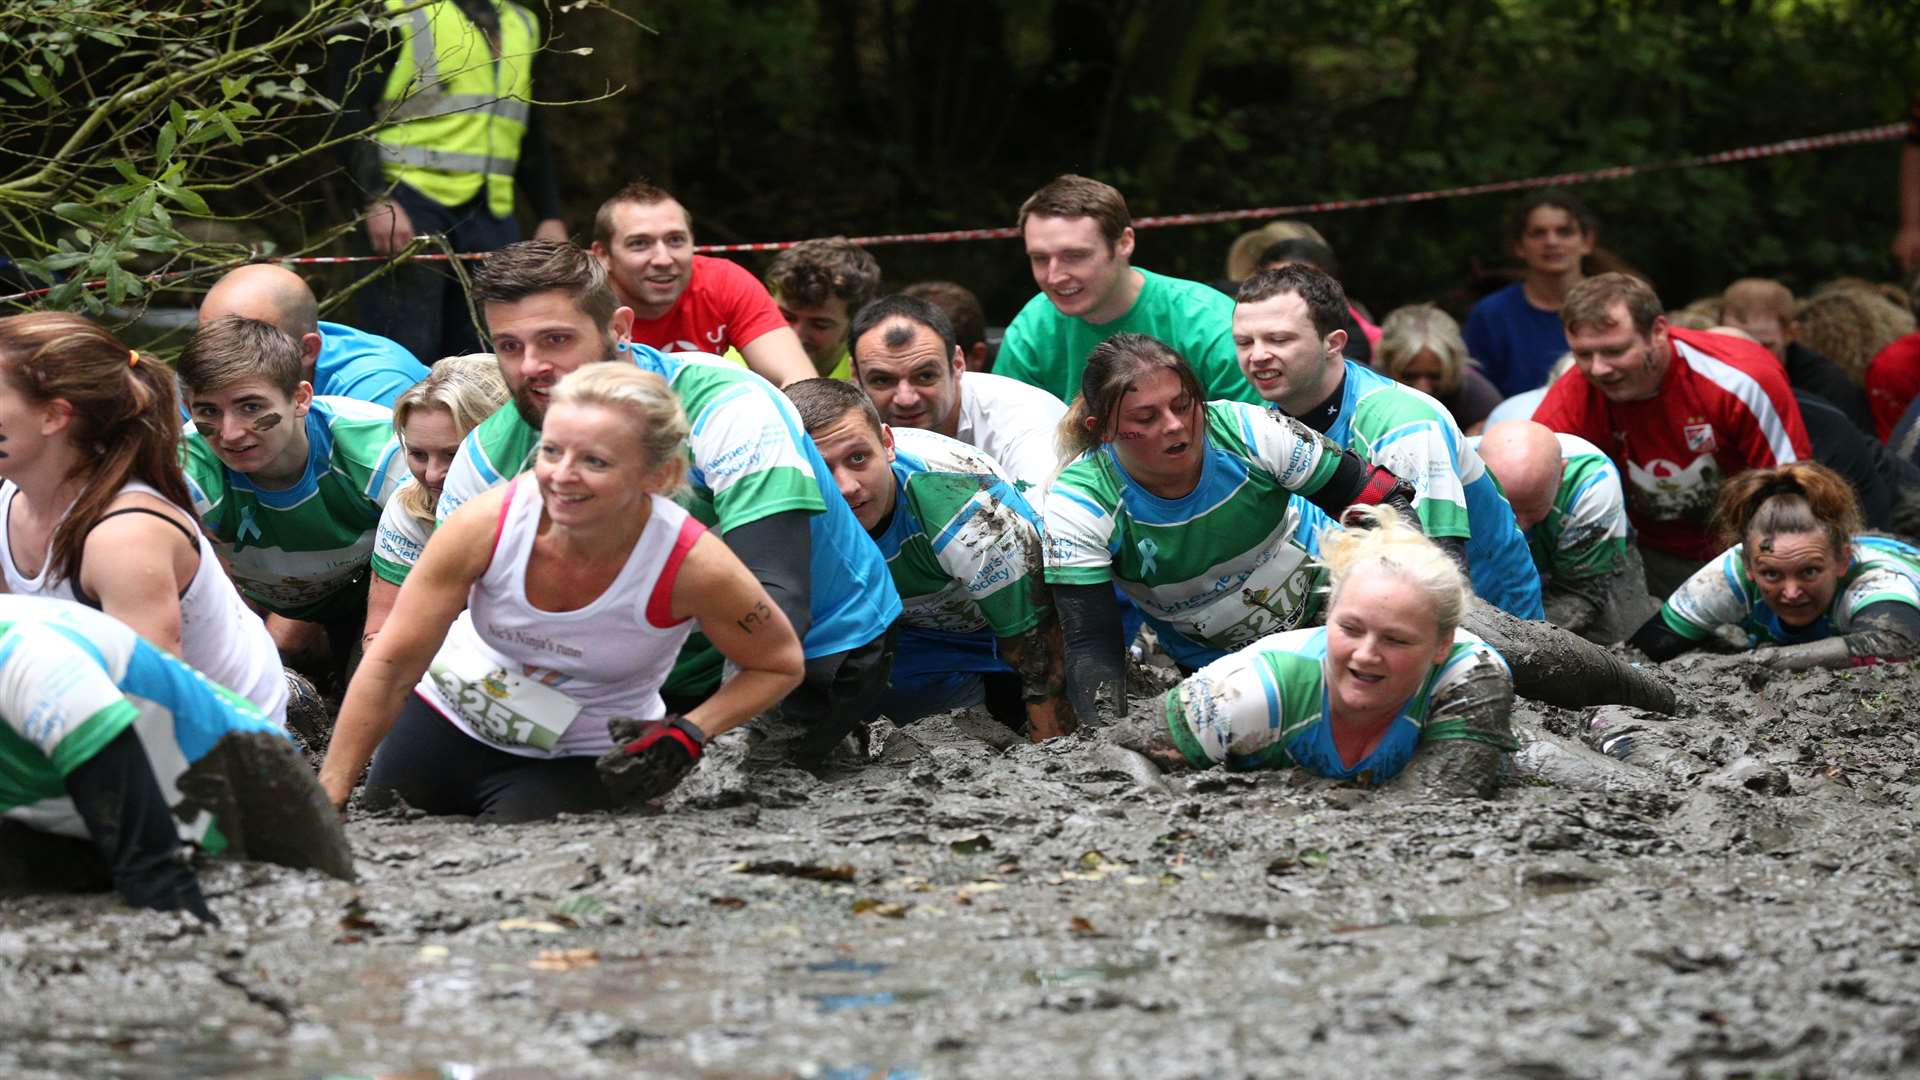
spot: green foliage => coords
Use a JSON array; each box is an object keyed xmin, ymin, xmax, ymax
[
  {"xmin": 537, "ymin": 0, "xmax": 1920, "ymax": 319},
  {"xmin": 0, "ymin": 0, "xmax": 373, "ymax": 311},
  {"xmin": 8, "ymin": 0, "xmax": 1915, "ymax": 326}
]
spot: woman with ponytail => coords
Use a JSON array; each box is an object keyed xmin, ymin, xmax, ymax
[
  {"xmin": 1629, "ymin": 462, "xmax": 1920, "ymax": 669},
  {"xmin": 1115, "ymin": 506, "xmax": 1516, "ymax": 797},
  {"xmin": 1042, "ymin": 332, "xmax": 1418, "ymax": 723},
  {"xmin": 0, "ymin": 313, "xmax": 287, "ymax": 720}
]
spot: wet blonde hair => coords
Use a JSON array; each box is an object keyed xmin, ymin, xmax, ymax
[
  {"xmin": 548, "ymin": 363, "xmax": 690, "ymax": 493},
  {"xmin": 393, "ymin": 354, "xmax": 509, "ymax": 522},
  {"xmin": 1318, "ymin": 506, "xmax": 1470, "ymax": 639},
  {"xmin": 1377, "ymin": 303, "xmax": 1470, "ymax": 397}
]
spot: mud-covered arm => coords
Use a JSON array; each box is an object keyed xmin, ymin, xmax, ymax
[
  {"xmin": 1399, "ymin": 653, "xmax": 1515, "ymax": 799},
  {"xmin": 1055, "ymin": 583, "xmax": 1126, "ymax": 726},
  {"xmin": 1628, "ymin": 612, "xmax": 1699, "ymax": 662},
  {"xmin": 1543, "ymin": 583, "xmax": 1603, "ymax": 635},
  {"xmin": 1753, "ymin": 600, "xmax": 1920, "ymax": 671},
  {"xmin": 718, "ymin": 510, "xmax": 814, "ymax": 646},
  {"xmin": 997, "ymin": 611, "xmax": 1077, "ymax": 741}
]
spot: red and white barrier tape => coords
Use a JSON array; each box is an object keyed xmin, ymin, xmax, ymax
[{"xmin": 2, "ymin": 123, "xmax": 1903, "ymax": 305}]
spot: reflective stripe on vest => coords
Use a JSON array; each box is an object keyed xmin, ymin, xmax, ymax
[{"xmin": 373, "ymin": 0, "xmax": 537, "ymax": 217}]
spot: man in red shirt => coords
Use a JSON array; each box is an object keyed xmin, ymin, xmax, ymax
[
  {"xmin": 1534, "ymin": 273, "xmax": 1810, "ymax": 597},
  {"xmin": 589, "ymin": 179, "xmax": 812, "ymax": 386}
]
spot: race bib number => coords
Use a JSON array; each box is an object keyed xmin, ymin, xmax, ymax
[
  {"xmin": 428, "ymin": 642, "xmax": 581, "ymax": 752},
  {"xmin": 1183, "ymin": 540, "xmax": 1317, "ymax": 650}
]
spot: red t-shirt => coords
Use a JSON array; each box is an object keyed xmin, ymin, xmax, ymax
[
  {"xmin": 628, "ymin": 255, "xmax": 787, "ymax": 355},
  {"xmin": 1866, "ymin": 333, "xmax": 1920, "ymax": 442},
  {"xmin": 1534, "ymin": 327, "xmax": 1810, "ymax": 561}
]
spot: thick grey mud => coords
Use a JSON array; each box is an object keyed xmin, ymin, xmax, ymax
[{"xmin": 7, "ymin": 659, "xmax": 1920, "ymax": 1079}]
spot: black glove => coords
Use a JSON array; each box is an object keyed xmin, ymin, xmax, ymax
[{"xmin": 596, "ymin": 715, "xmax": 705, "ymax": 806}]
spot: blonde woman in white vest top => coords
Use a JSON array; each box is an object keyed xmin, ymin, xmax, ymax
[{"xmin": 320, "ymin": 363, "xmax": 804, "ymax": 822}]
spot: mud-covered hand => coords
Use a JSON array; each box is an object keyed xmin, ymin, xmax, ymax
[{"xmin": 597, "ymin": 716, "xmax": 705, "ymax": 805}]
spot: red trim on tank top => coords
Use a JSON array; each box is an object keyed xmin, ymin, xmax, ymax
[
  {"xmin": 489, "ymin": 479, "xmax": 518, "ymax": 563},
  {"xmin": 645, "ymin": 515, "xmax": 707, "ymax": 628}
]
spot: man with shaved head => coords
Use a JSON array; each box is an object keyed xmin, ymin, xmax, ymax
[
  {"xmin": 199, "ymin": 264, "xmax": 429, "ymax": 407},
  {"xmin": 1475, "ymin": 420, "xmax": 1656, "ymax": 642}
]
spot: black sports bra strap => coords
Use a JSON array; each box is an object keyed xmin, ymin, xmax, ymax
[
  {"xmin": 71, "ymin": 506, "xmax": 200, "ymax": 610},
  {"xmin": 92, "ymin": 506, "xmax": 201, "ymax": 548}
]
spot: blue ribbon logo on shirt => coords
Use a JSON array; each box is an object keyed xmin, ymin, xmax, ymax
[
  {"xmin": 236, "ymin": 504, "xmax": 262, "ymax": 546},
  {"xmin": 1137, "ymin": 537, "xmax": 1159, "ymax": 575}
]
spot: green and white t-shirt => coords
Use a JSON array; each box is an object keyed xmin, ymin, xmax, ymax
[
  {"xmin": 371, "ymin": 480, "xmax": 434, "ymax": 585},
  {"xmin": 1316, "ymin": 361, "xmax": 1543, "ymax": 620},
  {"xmin": 1162, "ymin": 625, "xmax": 1515, "ymax": 779},
  {"xmin": 181, "ymin": 396, "xmax": 409, "ymax": 620},
  {"xmin": 1044, "ymin": 401, "xmax": 1342, "ymax": 665},
  {"xmin": 1660, "ymin": 535, "xmax": 1920, "ymax": 646},
  {"xmin": 877, "ymin": 427, "xmax": 1048, "ymax": 638},
  {"xmin": 0, "ymin": 595, "xmax": 281, "ymax": 847},
  {"xmin": 1531, "ymin": 433, "xmax": 1631, "ymax": 585},
  {"xmin": 995, "ymin": 268, "xmax": 1259, "ymax": 406}
]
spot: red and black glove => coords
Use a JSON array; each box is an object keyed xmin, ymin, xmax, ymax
[
  {"xmin": 597, "ymin": 715, "xmax": 706, "ymax": 806},
  {"xmin": 1342, "ymin": 463, "xmax": 1419, "ymax": 529}
]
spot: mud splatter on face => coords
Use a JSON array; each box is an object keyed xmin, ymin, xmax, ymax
[{"xmin": 251, "ymin": 412, "xmax": 284, "ymax": 433}]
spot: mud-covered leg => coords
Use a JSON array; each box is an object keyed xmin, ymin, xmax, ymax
[
  {"xmin": 1461, "ymin": 599, "xmax": 1677, "ymax": 714},
  {"xmin": 64, "ymin": 728, "xmax": 215, "ymax": 921}
]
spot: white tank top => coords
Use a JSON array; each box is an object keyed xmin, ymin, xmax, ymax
[
  {"xmin": 417, "ymin": 479, "xmax": 704, "ymax": 759},
  {"xmin": 0, "ymin": 479, "xmax": 289, "ymax": 722}
]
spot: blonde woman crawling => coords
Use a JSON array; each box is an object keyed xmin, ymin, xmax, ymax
[
  {"xmin": 1119, "ymin": 506, "xmax": 1517, "ymax": 798},
  {"xmin": 320, "ymin": 364, "xmax": 803, "ymax": 822}
]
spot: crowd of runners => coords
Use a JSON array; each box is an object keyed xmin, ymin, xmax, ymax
[{"xmin": 6, "ymin": 167, "xmax": 1920, "ymax": 923}]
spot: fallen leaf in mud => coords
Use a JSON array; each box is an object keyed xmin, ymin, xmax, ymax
[
  {"xmin": 336, "ymin": 898, "xmax": 380, "ymax": 942},
  {"xmin": 1266, "ymin": 846, "xmax": 1330, "ymax": 876},
  {"xmin": 851, "ymin": 899, "xmax": 910, "ymax": 918},
  {"xmin": 1069, "ymin": 916, "xmax": 1097, "ymax": 935},
  {"xmin": 497, "ymin": 918, "xmax": 568, "ymax": 934},
  {"xmin": 529, "ymin": 948, "xmax": 599, "ymax": 971},
  {"xmin": 948, "ymin": 833, "xmax": 993, "ymax": 855},
  {"xmin": 709, "ymin": 896, "xmax": 748, "ymax": 909},
  {"xmin": 549, "ymin": 894, "xmax": 617, "ymax": 928},
  {"xmin": 735, "ymin": 860, "xmax": 857, "ymax": 883},
  {"xmin": 1636, "ymin": 944, "xmax": 1740, "ymax": 973},
  {"xmin": 416, "ymin": 946, "xmax": 449, "ymax": 964}
]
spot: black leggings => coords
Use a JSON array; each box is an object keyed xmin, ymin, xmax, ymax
[{"xmin": 364, "ymin": 695, "xmax": 615, "ymax": 823}]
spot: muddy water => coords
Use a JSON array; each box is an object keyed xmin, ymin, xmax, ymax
[{"xmin": 6, "ymin": 659, "xmax": 1920, "ymax": 1079}]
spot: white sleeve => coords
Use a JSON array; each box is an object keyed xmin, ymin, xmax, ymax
[
  {"xmin": 1042, "ymin": 475, "xmax": 1118, "ymax": 584},
  {"xmin": 372, "ymin": 490, "xmax": 434, "ymax": 584},
  {"xmin": 1836, "ymin": 563, "xmax": 1920, "ymax": 629},
  {"xmin": 1661, "ymin": 548, "xmax": 1752, "ymax": 637},
  {"xmin": 0, "ymin": 624, "xmax": 131, "ymax": 760},
  {"xmin": 1233, "ymin": 403, "xmax": 1332, "ymax": 492},
  {"xmin": 436, "ymin": 432, "xmax": 495, "ymax": 524}
]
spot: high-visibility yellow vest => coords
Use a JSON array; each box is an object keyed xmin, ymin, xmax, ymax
[{"xmin": 373, "ymin": 0, "xmax": 538, "ymax": 217}]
